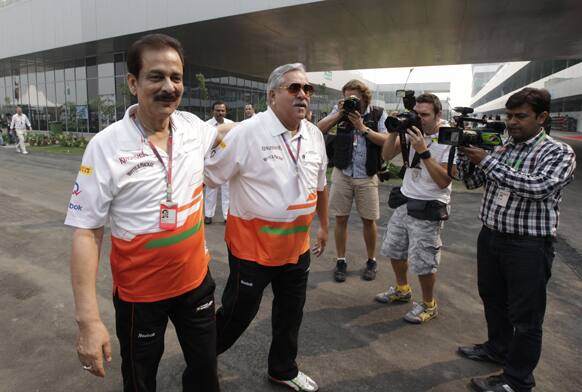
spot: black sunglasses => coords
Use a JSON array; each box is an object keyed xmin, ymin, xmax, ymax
[{"xmin": 279, "ymin": 83, "xmax": 315, "ymax": 97}]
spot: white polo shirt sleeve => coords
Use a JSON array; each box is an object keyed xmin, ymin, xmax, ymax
[
  {"xmin": 204, "ymin": 122, "xmax": 246, "ymax": 188},
  {"xmin": 182, "ymin": 111, "xmax": 217, "ymax": 156},
  {"xmin": 64, "ymin": 136, "xmax": 115, "ymax": 229}
]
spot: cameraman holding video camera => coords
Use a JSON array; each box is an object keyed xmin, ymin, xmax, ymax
[
  {"xmin": 376, "ymin": 93, "xmax": 453, "ymax": 324},
  {"xmin": 456, "ymin": 88, "xmax": 576, "ymax": 392},
  {"xmin": 317, "ymin": 80, "xmax": 388, "ymax": 282}
]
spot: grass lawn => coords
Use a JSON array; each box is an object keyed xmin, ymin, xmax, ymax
[{"xmin": 29, "ymin": 145, "xmax": 85, "ymax": 156}]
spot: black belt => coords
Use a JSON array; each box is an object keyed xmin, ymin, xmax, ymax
[{"xmin": 482, "ymin": 225, "xmax": 554, "ymax": 241}]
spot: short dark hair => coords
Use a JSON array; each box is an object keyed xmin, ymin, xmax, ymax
[
  {"xmin": 416, "ymin": 93, "xmax": 442, "ymax": 114},
  {"xmin": 127, "ymin": 34, "xmax": 184, "ymax": 77},
  {"xmin": 505, "ymin": 88, "xmax": 551, "ymax": 115},
  {"xmin": 212, "ymin": 100, "xmax": 226, "ymax": 110}
]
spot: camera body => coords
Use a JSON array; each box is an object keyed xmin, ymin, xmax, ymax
[
  {"xmin": 437, "ymin": 107, "xmax": 505, "ymax": 150},
  {"xmin": 438, "ymin": 127, "xmax": 503, "ymax": 149},
  {"xmin": 385, "ymin": 89, "xmax": 422, "ymax": 134},
  {"xmin": 343, "ymin": 95, "xmax": 361, "ymax": 114},
  {"xmin": 385, "ymin": 111, "xmax": 422, "ymax": 134}
]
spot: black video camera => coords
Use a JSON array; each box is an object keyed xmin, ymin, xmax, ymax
[
  {"xmin": 437, "ymin": 107, "xmax": 506, "ymax": 178},
  {"xmin": 437, "ymin": 107, "xmax": 505, "ymax": 150}
]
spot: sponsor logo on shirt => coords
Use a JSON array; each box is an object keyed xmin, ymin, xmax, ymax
[
  {"xmin": 138, "ymin": 332, "xmax": 156, "ymax": 338},
  {"xmin": 79, "ymin": 165, "xmax": 93, "ymax": 176},
  {"xmin": 68, "ymin": 203, "xmax": 83, "ymax": 211},
  {"xmin": 72, "ymin": 182, "xmax": 81, "ymax": 196},
  {"xmin": 127, "ymin": 161, "xmax": 156, "ymax": 176},
  {"xmin": 240, "ymin": 280, "xmax": 253, "ymax": 287},
  {"xmin": 263, "ymin": 154, "xmax": 284, "ymax": 162},
  {"xmin": 118, "ymin": 151, "xmax": 148, "ymax": 165},
  {"xmin": 261, "ymin": 145, "xmax": 282, "ymax": 151}
]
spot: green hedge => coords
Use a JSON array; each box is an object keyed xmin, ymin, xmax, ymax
[{"xmin": 26, "ymin": 132, "xmax": 89, "ymax": 149}]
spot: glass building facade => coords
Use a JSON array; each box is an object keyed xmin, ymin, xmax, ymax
[{"xmin": 0, "ymin": 53, "xmax": 269, "ymax": 132}]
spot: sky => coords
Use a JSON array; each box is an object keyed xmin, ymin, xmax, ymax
[{"xmin": 360, "ymin": 64, "xmax": 474, "ymax": 108}]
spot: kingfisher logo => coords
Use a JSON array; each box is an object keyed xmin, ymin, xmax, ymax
[
  {"xmin": 72, "ymin": 182, "xmax": 81, "ymax": 196},
  {"xmin": 68, "ymin": 203, "xmax": 83, "ymax": 211}
]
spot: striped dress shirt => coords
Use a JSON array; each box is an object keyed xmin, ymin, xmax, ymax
[{"xmin": 457, "ymin": 129, "xmax": 576, "ymax": 237}]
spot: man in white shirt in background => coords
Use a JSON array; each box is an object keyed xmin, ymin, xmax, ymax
[
  {"xmin": 10, "ymin": 106, "xmax": 31, "ymax": 154},
  {"xmin": 204, "ymin": 100, "xmax": 234, "ymax": 224},
  {"xmin": 244, "ymin": 103, "xmax": 255, "ymax": 119}
]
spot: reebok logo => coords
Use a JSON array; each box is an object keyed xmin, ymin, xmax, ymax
[
  {"xmin": 196, "ymin": 300, "xmax": 214, "ymax": 312},
  {"xmin": 138, "ymin": 332, "xmax": 155, "ymax": 338},
  {"xmin": 240, "ymin": 280, "xmax": 253, "ymax": 287}
]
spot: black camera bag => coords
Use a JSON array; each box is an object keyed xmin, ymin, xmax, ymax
[
  {"xmin": 406, "ymin": 199, "xmax": 449, "ymax": 221},
  {"xmin": 388, "ymin": 186, "xmax": 408, "ymax": 209}
]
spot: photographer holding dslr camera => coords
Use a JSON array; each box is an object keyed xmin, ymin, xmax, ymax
[
  {"xmin": 456, "ymin": 88, "xmax": 576, "ymax": 392},
  {"xmin": 376, "ymin": 93, "xmax": 453, "ymax": 324},
  {"xmin": 317, "ymin": 80, "xmax": 388, "ymax": 282}
]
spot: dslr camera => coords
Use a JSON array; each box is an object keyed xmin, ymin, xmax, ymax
[
  {"xmin": 343, "ymin": 95, "xmax": 361, "ymax": 114},
  {"xmin": 385, "ymin": 90, "xmax": 422, "ymax": 133},
  {"xmin": 438, "ymin": 107, "xmax": 504, "ymax": 150}
]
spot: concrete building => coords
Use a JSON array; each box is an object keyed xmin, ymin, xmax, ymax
[
  {"xmin": 2, "ymin": 0, "xmax": 582, "ymax": 132},
  {"xmin": 471, "ymin": 60, "xmax": 582, "ymax": 132}
]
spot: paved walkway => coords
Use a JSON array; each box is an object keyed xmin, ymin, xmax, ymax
[{"xmin": 0, "ymin": 135, "xmax": 580, "ymax": 391}]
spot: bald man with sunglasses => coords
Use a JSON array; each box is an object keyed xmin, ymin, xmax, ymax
[{"xmin": 205, "ymin": 63, "xmax": 328, "ymax": 392}]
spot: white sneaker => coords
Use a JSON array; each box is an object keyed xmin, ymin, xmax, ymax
[
  {"xmin": 269, "ymin": 371, "xmax": 319, "ymax": 391},
  {"xmin": 22, "ymin": 151, "xmax": 29, "ymax": 155}
]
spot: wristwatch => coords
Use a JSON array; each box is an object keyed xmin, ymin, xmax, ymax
[
  {"xmin": 361, "ymin": 128, "xmax": 370, "ymax": 137},
  {"xmin": 419, "ymin": 150, "xmax": 431, "ymax": 160}
]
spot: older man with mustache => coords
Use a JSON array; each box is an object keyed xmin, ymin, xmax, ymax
[{"xmin": 65, "ymin": 34, "xmax": 232, "ymax": 392}]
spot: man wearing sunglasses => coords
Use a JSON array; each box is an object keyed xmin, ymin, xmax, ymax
[
  {"xmin": 206, "ymin": 63, "xmax": 328, "ymax": 392},
  {"xmin": 317, "ymin": 80, "xmax": 389, "ymax": 283}
]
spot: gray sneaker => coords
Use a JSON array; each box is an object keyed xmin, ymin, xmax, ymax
[
  {"xmin": 269, "ymin": 371, "xmax": 319, "ymax": 391},
  {"xmin": 404, "ymin": 301, "xmax": 438, "ymax": 324},
  {"xmin": 374, "ymin": 286, "xmax": 412, "ymax": 304}
]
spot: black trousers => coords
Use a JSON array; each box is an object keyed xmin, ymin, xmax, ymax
[
  {"xmin": 216, "ymin": 249, "xmax": 310, "ymax": 380},
  {"xmin": 113, "ymin": 271, "xmax": 219, "ymax": 392},
  {"xmin": 477, "ymin": 226, "xmax": 554, "ymax": 392}
]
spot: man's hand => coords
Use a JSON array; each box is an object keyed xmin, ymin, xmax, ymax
[
  {"xmin": 311, "ymin": 227, "xmax": 328, "ymax": 257},
  {"xmin": 459, "ymin": 146, "xmax": 488, "ymax": 165},
  {"xmin": 76, "ymin": 319, "xmax": 112, "ymax": 378},
  {"xmin": 406, "ymin": 126, "xmax": 428, "ymax": 154},
  {"xmin": 347, "ymin": 111, "xmax": 366, "ymax": 133}
]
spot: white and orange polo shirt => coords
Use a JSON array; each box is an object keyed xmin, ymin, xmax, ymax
[
  {"xmin": 204, "ymin": 107, "xmax": 328, "ymax": 266},
  {"xmin": 65, "ymin": 104, "xmax": 217, "ymax": 302}
]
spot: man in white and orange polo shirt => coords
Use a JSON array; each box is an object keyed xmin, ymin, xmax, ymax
[
  {"xmin": 65, "ymin": 34, "xmax": 231, "ymax": 392},
  {"xmin": 205, "ymin": 63, "xmax": 328, "ymax": 392}
]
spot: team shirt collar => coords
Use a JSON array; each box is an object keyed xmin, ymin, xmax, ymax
[
  {"xmin": 121, "ymin": 104, "xmax": 183, "ymax": 150},
  {"xmin": 266, "ymin": 106, "xmax": 310, "ymax": 141}
]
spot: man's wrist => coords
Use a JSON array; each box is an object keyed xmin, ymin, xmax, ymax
[{"xmin": 419, "ymin": 150, "xmax": 431, "ymax": 160}]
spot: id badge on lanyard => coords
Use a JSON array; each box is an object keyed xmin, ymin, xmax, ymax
[
  {"xmin": 159, "ymin": 201, "xmax": 178, "ymax": 230},
  {"xmin": 135, "ymin": 116, "xmax": 178, "ymax": 230}
]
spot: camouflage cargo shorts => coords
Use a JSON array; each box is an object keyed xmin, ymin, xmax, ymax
[{"xmin": 380, "ymin": 204, "xmax": 443, "ymax": 275}]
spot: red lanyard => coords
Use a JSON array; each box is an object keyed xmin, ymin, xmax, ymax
[
  {"xmin": 281, "ymin": 134, "xmax": 301, "ymax": 167},
  {"xmin": 134, "ymin": 117, "xmax": 174, "ymax": 202}
]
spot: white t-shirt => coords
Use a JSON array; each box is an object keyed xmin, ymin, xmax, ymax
[
  {"xmin": 11, "ymin": 113, "xmax": 31, "ymax": 130},
  {"xmin": 401, "ymin": 134, "xmax": 453, "ymax": 204},
  {"xmin": 206, "ymin": 117, "xmax": 234, "ymax": 127}
]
